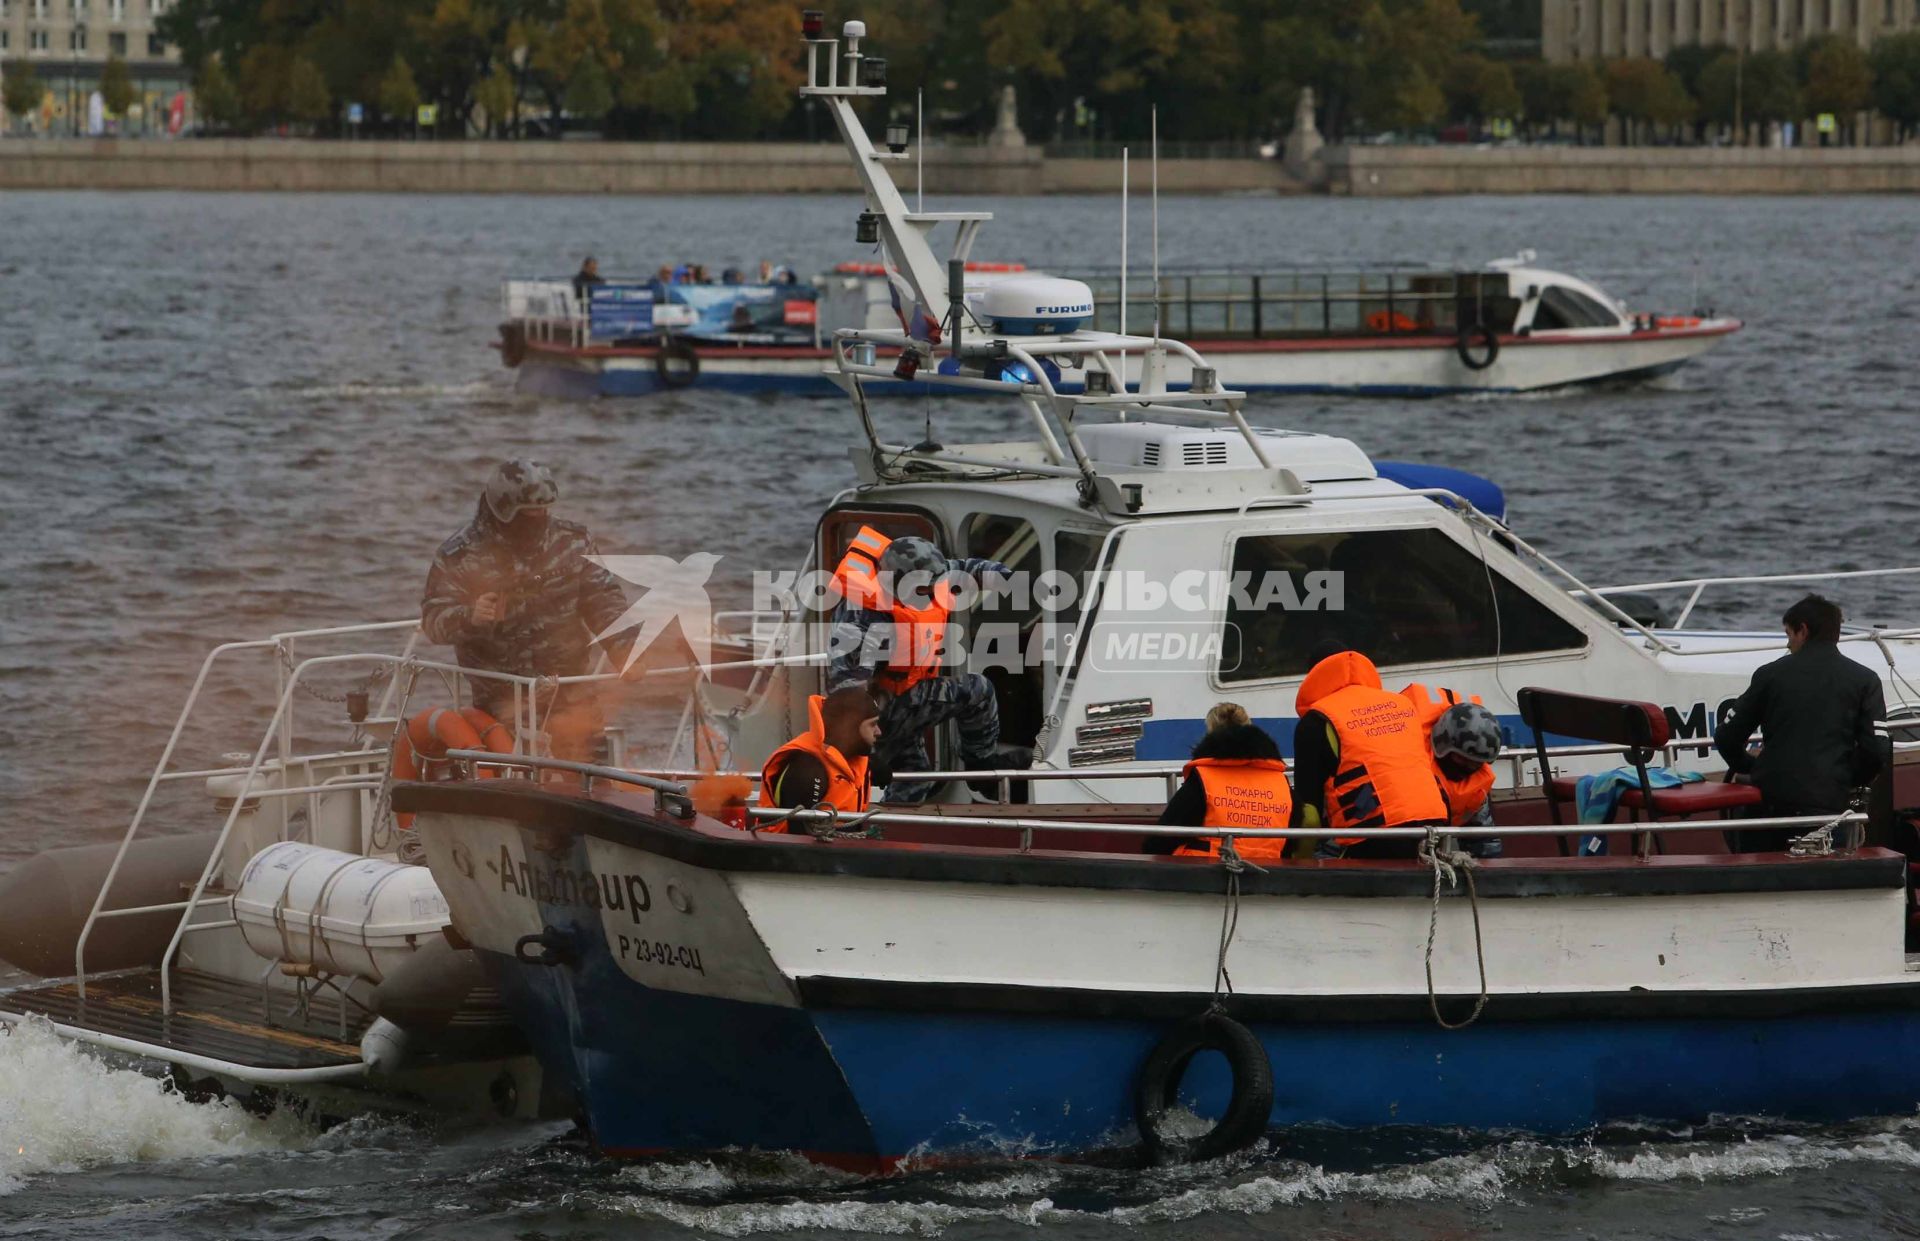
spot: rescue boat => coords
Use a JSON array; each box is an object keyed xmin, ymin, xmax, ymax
[{"xmin": 401, "ymin": 14, "xmax": 1920, "ymax": 1170}]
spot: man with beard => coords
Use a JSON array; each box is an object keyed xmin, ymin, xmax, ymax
[{"xmin": 421, "ymin": 459, "xmax": 630, "ymax": 762}]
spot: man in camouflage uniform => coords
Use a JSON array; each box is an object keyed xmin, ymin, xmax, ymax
[
  {"xmin": 828, "ymin": 535, "xmax": 1010, "ymax": 803},
  {"xmin": 421, "ymin": 460, "xmax": 629, "ymax": 761}
]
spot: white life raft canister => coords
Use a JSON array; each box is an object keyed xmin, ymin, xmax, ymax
[{"xmin": 233, "ymin": 842, "xmax": 450, "ymax": 983}]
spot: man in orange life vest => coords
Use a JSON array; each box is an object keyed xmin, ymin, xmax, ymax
[
  {"xmin": 1155, "ymin": 709, "xmax": 1293, "ymax": 863},
  {"xmin": 827, "ymin": 528, "xmax": 1012, "ymax": 802},
  {"xmin": 759, "ymin": 686, "xmax": 882, "ymax": 824},
  {"xmin": 1290, "ymin": 647, "xmax": 1449, "ymax": 859}
]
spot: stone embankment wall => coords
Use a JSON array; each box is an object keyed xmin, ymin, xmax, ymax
[
  {"xmin": 0, "ymin": 138, "xmax": 1298, "ymax": 195},
  {"xmin": 2, "ymin": 137, "xmax": 1915, "ymax": 194},
  {"xmin": 1325, "ymin": 145, "xmax": 1920, "ymax": 195}
]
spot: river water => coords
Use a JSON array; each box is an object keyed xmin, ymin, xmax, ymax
[{"xmin": 3, "ymin": 188, "xmax": 1919, "ymax": 1237}]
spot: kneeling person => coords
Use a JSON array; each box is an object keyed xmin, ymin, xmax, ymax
[
  {"xmin": 1157, "ymin": 719, "xmax": 1293, "ymax": 863},
  {"xmin": 759, "ymin": 687, "xmax": 882, "ymax": 828},
  {"xmin": 827, "ymin": 527, "xmax": 1011, "ymax": 802}
]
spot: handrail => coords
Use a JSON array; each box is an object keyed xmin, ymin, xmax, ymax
[
  {"xmin": 745, "ymin": 805, "xmax": 1861, "ymax": 844},
  {"xmin": 0, "ymin": 1011, "xmax": 370, "ymax": 1085},
  {"xmin": 446, "ymin": 750, "xmax": 689, "ymax": 796},
  {"xmin": 73, "ymin": 636, "xmax": 279, "ymax": 997},
  {"xmin": 1588, "ymin": 566, "xmax": 1920, "ymax": 631}
]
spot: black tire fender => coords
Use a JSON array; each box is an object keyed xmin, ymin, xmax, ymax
[
  {"xmin": 499, "ymin": 322, "xmax": 527, "ymax": 368},
  {"xmin": 655, "ymin": 338, "xmax": 700, "ymax": 388},
  {"xmin": 1456, "ymin": 322, "xmax": 1499, "ymax": 371},
  {"xmin": 1134, "ymin": 1011, "xmax": 1274, "ymax": 1163}
]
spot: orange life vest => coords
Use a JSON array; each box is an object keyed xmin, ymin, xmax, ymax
[
  {"xmin": 1366, "ymin": 309, "xmax": 1419, "ymax": 333},
  {"xmin": 830, "ymin": 525, "xmax": 953, "ymax": 694},
  {"xmin": 1296, "ymin": 652, "xmax": 1448, "ymax": 844},
  {"xmin": 1400, "ymin": 683, "xmax": 1498, "ymax": 828},
  {"xmin": 758, "ymin": 695, "xmax": 871, "ymax": 831},
  {"xmin": 1173, "ymin": 757, "xmax": 1294, "ymax": 864}
]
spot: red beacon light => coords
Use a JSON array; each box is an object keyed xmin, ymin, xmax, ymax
[{"xmin": 801, "ymin": 9, "xmax": 825, "ymax": 37}]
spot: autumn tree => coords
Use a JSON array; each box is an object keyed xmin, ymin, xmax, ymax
[
  {"xmin": 1799, "ymin": 34, "xmax": 1872, "ymax": 141},
  {"xmin": 193, "ymin": 57, "xmax": 243, "ymax": 130},
  {"xmin": 1870, "ymin": 32, "xmax": 1920, "ymax": 140},
  {"xmin": 1743, "ymin": 50, "xmax": 1803, "ymax": 129},
  {"xmin": 237, "ymin": 44, "xmax": 294, "ymax": 129},
  {"xmin": 564, "ymin": 58, "xmax": 613, "ymax": 121},
  {"xmin": 1604, "ymin": 57, "xmax": 1692, "ymax": 143},
  {"xmin": 474, "ymin": 64, "xmax": 516, "ymax": 135},
  {"xmin": 1445, "ymin": 53, "xmax": 1521, "ymax": 126},
  {"xmin": 288, "ymin": 56, "xmax": 333, "ymax": 128},
  {"xmin": 983, "ymin": 0, "xmax": 1241, "ymax": 142},
  {"xmin": 409, "ymin": 0, "xmax": 506, "ymax": 138},
  {"xmin": 3, "ymin": 63, "xmax": 42, "ymax": 129},
  {"xmin": 100, "ymin": 56, "xmax": 137, "ymax": 119},
  {"xmin": 378, "ymin": 54, "xmax": 423, "ymax": 124},
  {"xmin": 1664, "ymin": 42, "xmax": 1726, "ymax": 98}
]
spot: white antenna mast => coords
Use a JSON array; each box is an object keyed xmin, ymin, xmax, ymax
[
  {"xmin": 1119, "ymin": 149, "xmax": 1129, "ymax": 340},
  {"xmin": 1151, "ymin": 107, "xmax": 1160, "ymax": 348},
  {"xmin": 916, "ymin": 88, "xmax": 924, "ymax": 212}
]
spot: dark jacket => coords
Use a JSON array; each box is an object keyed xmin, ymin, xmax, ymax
[
  {"xmin": 1713, "ymin": 641, "xmax": 1887, "ymax": 814},
  {"xmin": 1152, "ymin": 724, "xmax": 1285, "ymax": 853},
  {"xmin": 421, "ymin": 502, "xmax": 629, "ymax": 708}
]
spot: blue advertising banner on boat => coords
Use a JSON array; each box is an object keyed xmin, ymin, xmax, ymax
[
  {"xmin": 589, "ymin": 285, "xmax": 657, "ymax": 339},
  {"xmin": 667, "ymin": 284, "xmax": 819, "ymax": 342}
]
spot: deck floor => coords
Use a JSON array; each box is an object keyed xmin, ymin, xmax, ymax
[{"xmin": 0, "ymin": 968, "xmax": 369, "ymax": 1070}]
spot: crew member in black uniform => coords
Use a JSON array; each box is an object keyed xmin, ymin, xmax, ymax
[{"xmin": 1714, "ymin": 593, "xmax": 1886, "ymax": 852}]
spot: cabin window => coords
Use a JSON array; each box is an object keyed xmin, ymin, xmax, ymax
[
  {"xmin": 815, "ymin": 507, "xmax": 943, "ymax": 617},
  {"xmin": 1531, "ymin": 285, "xmax": 1619, "ymax": 330},
  {"xmin": 1218, "ymin": 528, "xmax": 1588, "ymax": 682}
]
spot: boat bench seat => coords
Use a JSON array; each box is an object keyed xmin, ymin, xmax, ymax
[
  {"xmin": 1544, "ymin": 776, "xmax": 1762, "ymax": 816},
  {"xmin": 1520, "ymin": 686, "xmax": 1762, "ymax": 856}
]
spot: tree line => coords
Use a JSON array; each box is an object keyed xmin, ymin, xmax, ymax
[{"xmin": 7, "ymin": 0, "xmax": 1918, "ymax": 144}]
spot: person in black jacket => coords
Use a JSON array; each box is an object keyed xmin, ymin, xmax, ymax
[
  {"xmin": 1713, "ymin": 593, "xmax": 1886, "ymax": 851},
  {"xmin": 572, "ymin": 256, "xmax": 605, "ymax": 304}
]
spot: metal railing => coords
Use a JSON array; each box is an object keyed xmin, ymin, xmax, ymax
[
  {"xmin": 1590, "ymin": 565, "xmax": 1920, "ymax": 632},
  {"xmin": 740, "ymin": 805, "xmax": 1865, "ymax": 856}
]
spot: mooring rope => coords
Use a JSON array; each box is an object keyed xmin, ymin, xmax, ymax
[
  {"xmin": 759, "ymin": 801, "xmax": 882, "ymax": 841},
  {"xmin": 1208, "ymin": 837, "xmax": 1267, "ymax": 1011},
  {"xmin": 1419, "ymin": 826, "xmax": 1489, "ymax": 1030},
  {"xmin": 1788, "ymin": 809, "xmax": 1858, "ymax": 857}
]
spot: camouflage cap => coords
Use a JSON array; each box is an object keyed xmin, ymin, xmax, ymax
[
  {"xmin": 484, "ymin": 459, "xmax": 559, "ymax": 523},
  {"xmin": 1432, "ymin": 702, "xmax": 1502, "ymax": 765},
  {"xmin": 878, "ymin": 535, "xmax": 946, "ymax": 580}
]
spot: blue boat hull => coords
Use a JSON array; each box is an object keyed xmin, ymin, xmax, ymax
[{"xmin": 484, "ymin": 930, "xmax": 1920, "ymax": 1168}]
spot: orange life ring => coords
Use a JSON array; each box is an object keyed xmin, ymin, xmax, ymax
[
  {"xmin": 1367, "ymin": 309, "xmax": 1419, "ymax": 333},
  {"xmin": 391, "ymin": 706, "xmax": 515, "ymax": 828},
  {"xmin": 1653, "ymin": 315, "xmax": 1702, "ymax": 330}
]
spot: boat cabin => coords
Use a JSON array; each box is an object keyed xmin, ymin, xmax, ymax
[{"xmin": 1077, "ymin": 257, "xmax": 1632, "ymax": 342}]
